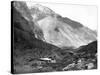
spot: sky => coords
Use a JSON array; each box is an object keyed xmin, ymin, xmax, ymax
[{"xmin": 26, "ymin": 2, "xmax": 97, "ymax": 30}]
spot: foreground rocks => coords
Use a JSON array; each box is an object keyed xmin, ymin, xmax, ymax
[{"xmin": 13, "ymin": 40, "xmax": 97, "ymax": 74}]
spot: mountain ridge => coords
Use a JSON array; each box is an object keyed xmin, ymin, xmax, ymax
[{"xmin": 13, "ymin": 1, "xmax": 97, "ymax": 48}]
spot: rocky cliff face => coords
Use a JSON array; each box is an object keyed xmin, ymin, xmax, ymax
[{"xmin": 13, "ymin": 1, "xmax": 97, "ymax": 48}]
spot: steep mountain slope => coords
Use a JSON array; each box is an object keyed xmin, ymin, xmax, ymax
[
  {"xmin": 14, "ymin": 1, "xmax": 97, "ymax": 48},
  {"xmin": 12, "ymin": 2, "xmax": 58, "ymax": 50}
]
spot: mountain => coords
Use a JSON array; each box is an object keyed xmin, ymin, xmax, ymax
[
  {"xmin": 12, "ymin": 1, "xmax": 59, "ymax": 50},
  {"xmin": 12, "ymin": 2, "xmax": 97, "ymax": 73},
  {"xmin": 13, "ymin": 1, "xmax": 97, "ymax": 49}
]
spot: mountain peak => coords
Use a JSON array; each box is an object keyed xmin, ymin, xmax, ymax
[
  {"xmin": 30, "ymin": 4, "xmax": 54, "ymax": 13},
  {"xmin": 28, "ymin": 4, "xmax": 56, "ymax": 21},
  {"xmin": 13, "ymin": 1, "xmax": 97, "ymax": 48}
]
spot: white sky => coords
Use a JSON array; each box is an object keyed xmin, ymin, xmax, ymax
[{"xmin": 26, "ymin": 2, "xmax": 97, "ymax": 30}]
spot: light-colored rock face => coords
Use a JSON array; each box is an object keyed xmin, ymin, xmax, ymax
[
  {"xmin": 36, "ymin": 16, "xmax": 96, "ymax": 48},
  {"xmin": 29, "ymin": 4, "xmax": 55, "ymax": 21},
  {"xmin": 14, "ymin": 2, "xmax": 97, "ymax": 48}
]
